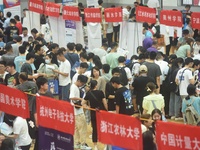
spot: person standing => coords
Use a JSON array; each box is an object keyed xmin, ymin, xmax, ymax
[
  {"xmin": 4, "ymin": 19, "xmax": 19, "ymax": 43},
  {"xmin": 14, "ymin": 15, "xmax": 22, "ymax": 34},
  {"xmin": 54, "ymin": 49, "xmax": 71, "ymax": 101},
  {"xmin": 3, "ymin": 12, "xmax": 11, "ymax": 29}
]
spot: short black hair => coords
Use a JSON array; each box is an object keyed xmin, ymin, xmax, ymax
[
  {"xmin": 14, "ymin": 15, "xmax": 20, "ymax": 21},
  {"xmin": 110, "ymin": 76, "xmax": 121, "ymax": 84},
  {"xmin": 112, "ymin": 67, "xmax": 120, "ymax": 75},
  {"xmin": 22, "ymin": 27, "xmax": 28, "ymax": 31},
  {"xmin": 187, "ymin": 84, "xmax": 196, "ymax": 96},
  {"xmin": 67, "ymin": 43, "xmax": 75, "ymax": 51},
  {"xmin": 35, "ymin": 44, "xmax": 43, "ymax": 53},
  {"xmin": 50, "ymin": 43, "xmax": 59, "ymax": 51},
  {"xmin": 102, "ymin": 64, "xmax": 110, "ymax": 73},
  {"xmin": 185, "ymin": 57, "xmax": 193, "ymax": 65},
  {"xmin": 118, "ymin": 56, "xmax": 126, "ymax": 63},
  {"xmin": 10, "ymin": 19, "xmax": 16, "ymax": 24},
  {"xmin": 149, "ymin": 51, "xmax": 157, "ymax": 60},
  {"xmin": 22, "ymin": 41, "xmax": 30, "ymax": 48},
  {"xmin": 5, "ymin": 45, "xmax": 12, "ymax": 52},
  {"xmin": 6, "ymin": 12, "xmax": 11, "ymax": 18},
  {"xmin": 0, "ymin": 61, "xmax": 6, "ymax": 66},
  {"xmin": 138, "ymin": 54, "xmax": 145, "ymax": 60},
  {"xmin": 193, "ymin": 59, "xmax": 200, "ymax": 68},
  {"xmin": 110, "ymin": 42, "xmax": 118, "ymax": 49},
  {"xmin": 80, "ymin": 52, "xmax": 87, "ymax": 59},
  {"xmin": 185, "ymin": 5, "xmax": 191, "ymax": 8},
  {"xmin": 102, "ymin": 43, "xmax": 108, "ymax": 49},
  {"xmin": 137, "ymin": 46, "xmax": 147, "ymax": 54},
  {"xmin": 6, "ymin": 61, "xmax": 15, "ymax": 69},
  {"xmin": 56, "ymin": 49, "xmax": 64, "ymax": 56},
  {"xmin": 31, "ymin": 28, "xmax": 38, "ymax": 34},
  {"xmin": 19, "ymin": 46, "xmax": 26, "ymax": 54},
  {"xmin": 80, "ymin": 62, "xmax": 88, "ymax": 69},
  {"xmin": 16, "ymin": 36, "xmax": 22, "ymax": 42},
  {"xmin": 23, "ymin": 8, "xmax": 28, "ymax": 11},
  {"xmin": 36, "ymin": 77, "xmax": 48, "ymax": 89},
  {"xmin": 75, "ymin": 44, "xmax": 83, "ymax": 52},
  {"xmin": 19, "ymin": 72, "xmax": 28, "ymax": 81},
  {"xmin": 183, "ymin": 29, "xmax": 189, "ymax": 35},
  {"xmin": 98, "ymin": 0, "xmax": 103, "ymax": 5},
  {"xmin": 77, "ymin": 75, "xmax": 88, "ymax": 83},
  {"xmin": 26, "ymin": 52, "xmax": 35, "ymax": 60}
]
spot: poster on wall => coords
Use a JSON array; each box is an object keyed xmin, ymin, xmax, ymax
[
  {"xmin": 39, "ymin": 126, "xmax": 73, "ymax": 150},
  {"xmin": 65, "ymin": 20, "xmax": 76, "ymax": 44},
  {"xmin": 3, "ymin": 5, "xmax": 21, "ymax": 20},
  {"xmin": 182, "ymin": 0, "xmax": 193, "ymax": 5},
  {"xmin": 3, "ymin": 0, "xmax": 20, "ymax": 8}
]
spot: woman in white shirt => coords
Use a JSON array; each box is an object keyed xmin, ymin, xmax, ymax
[
  {"xmin": 4, "ymin": 114, "xmax": 32, "ymax": 150},
  {"xmin": 143, "ymin": 82, "xmax": 165, "ymax": 115}
]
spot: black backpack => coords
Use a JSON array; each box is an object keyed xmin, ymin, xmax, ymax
[{"xmin": 118, "ymin": 67, "xmax": 129, "ymax": 86}]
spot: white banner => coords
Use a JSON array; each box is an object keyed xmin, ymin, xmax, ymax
[
  {"xmin": 76, "ymin": 20, "xmax": 85, "ymax": 47},
  {"xmin": 87, "ymin": 23, "xmax": 102, "ymax": 51}
]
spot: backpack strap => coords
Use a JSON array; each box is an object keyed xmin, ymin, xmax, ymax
[{"xmin": 151, "ymin": 100, "xmax": 157, "ymax": 109}]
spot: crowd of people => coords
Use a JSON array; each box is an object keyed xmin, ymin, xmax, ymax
[{"xmin": 0, "ymin": 0, "xmax": 200, "ymax": 150}]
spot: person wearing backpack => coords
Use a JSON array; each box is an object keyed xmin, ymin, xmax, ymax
[
  {"xmin": 182, "ymin": 84, "xmax": 200, "ymax": 126},
  {"xmin": 117, "ymin": 56, "xmax": 132, "ymax": 88}
]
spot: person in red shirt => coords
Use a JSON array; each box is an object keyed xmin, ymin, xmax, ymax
[{"xmin": 14, "ymin": 15, "xmax": 22, "ymax": 34}]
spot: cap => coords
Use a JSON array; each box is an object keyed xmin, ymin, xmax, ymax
[{"xmin": 139, "ymin": 65, "xmax": 148, "ymax": 72}]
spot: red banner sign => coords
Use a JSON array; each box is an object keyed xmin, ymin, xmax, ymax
[
  {"xmin": 37, "ymin": 96, "xmax": 75, "ymax": 135},
  {"xmin": 0, "ymin": 84, "xmax": 29, "ymax": 119},
  {"xmin": 96, "ymin": 111, "xmax": 143, "ymax": 150},
  {"xmin": 84, "ymin": 8, "xmax": 102, "ymax": 23},
  {"xmin": 136, "ymin": 6, "xmax": 156, "ymax": 24},
  {"xmin": 44, "ymin": 2, "xmax": 60, "ymax": 17},
  {"xmin": 63, "ymin": 6, "xmax": 80, "ymax": 21},
  {"xmin": 104, "ymin": 7, "xmax": 122, "ymax": 22},
  {"xmin": 28, "ymin": 0, "xmax": 44, "ymax": 14},
  {"xmin": 191, "ymin": 12, "xmax": 200, "ymax": 30},
  {"xmin": 160, "ymin": 10, "xmax": 183, "ymax": 27},
  {"xmin": 156, "ymin": 121, "xmax": 200, "ymax": 150}
]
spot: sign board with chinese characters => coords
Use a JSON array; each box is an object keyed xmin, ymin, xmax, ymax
[
  {"xmin": 156, "ymin": 121, "xmax": 200, "ymax": 150},
  {"xmin": 28, "ymin": 0, "xmax": 44, "ymax": 14},
  {"xmin": 104, "ymin": 7, "xmax": 123, "ymax": 22},
  {"xmin": 136, "ymin": 6, "xmax": 156, "ymax": 24},
  {"xmin": 160, "ymin": 10, "xmax": 183, "ymax": 27},
  {"xmin": 37, "ymin": 96, "xmax": 75, "ymax": 135},
  {"xmin": 63, "ymin": 6, "xmax": 80, "ymax": 21},
  {"xmin": 44, "ymin": 2, "xmax": 61, "ymax": 17},
  {"xmin": 0, "ymin": 84, "xmax": 29, "ymax": 119},
  {"xmin": 96, "ymin": 111, "xmax": 143, "ymax": 150},
  {"xmin": 39, "ymin": 126, "xmax": 73, "ymax": 150},
  {"xmin": 191, "ymin": 12, "xmax": 200, "ymax": 30},
  {"xmin": 84, "ymin": 8, "xmax": 102, "ymax": 23}
]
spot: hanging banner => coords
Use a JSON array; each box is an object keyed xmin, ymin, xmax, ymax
[
  {"xmin": 191, "ymin": 12, "xmax": 200, "ymax": 30},
  {"xmin": 84, "ymin": 8, "xmax": 102, "ymax": 23},
  {"xmin": 3, "ymin": 0, "xmax": 20, "ymax": 8},
  {"xmin": 63, "ymin": 6, "xmax": 80, "ymax": 21},
  {"xmin": 160, "ymin": 10, "xmax": 182, "ymax": 27},
  {"xmin": 44, "ymin": 2, "xmax": 60, "ymax": 17},
  {"xmin": 0, "ymin": 84, "xmax": 29, "ymax": 119},
  {"xmin": 136, "ymin": 6, "xmax": 156, "ymax": 24},
  {"xmin": 28, "ymin": 0, "xmax": 44, "ymax": 14},
  {"xmin": 37, "ymin": 96, "xmax": 75, "ymax": 135},
  {"xmin": 156, "ymin": 121, "xmax": 200, "ymax": 150},
  {"xmin": 39, "ymin": 126, "xmax": 73, "ymax": 150},
  {"xmin": 104, "ymin": 7, "xmax": 123, "ymax": 22},
  {"xmin": 96, "ymin": 111, "xmax": 143, "ymax": 150}
]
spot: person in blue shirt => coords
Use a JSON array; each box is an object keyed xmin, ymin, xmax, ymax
[{"xmin": 0, "ymin": 33, "xmax": 5, "ymax": 48}]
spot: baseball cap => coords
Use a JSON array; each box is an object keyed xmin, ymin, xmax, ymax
[{"xmin": 139, "ymin": 65, "xmax": 148, "ymax": 72}]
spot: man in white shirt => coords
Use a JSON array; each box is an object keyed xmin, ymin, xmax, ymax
[
  {"xmin": 72, "ymin": 62, "xmax": 88, "ymax": 84},
  {"xmin": 53, "ymin": 49, "xmax": 71, "ymax": 101},
  {"xmin": 92, "ymin": 43, "xmax": 108, "ymax": 61},
  {"xmin": 176, "ymin": 57, "xmax": 194, "ymax": 100},
  {"xmin": 20, "ymin": 27, "xmax": 31, "ymax": 42},
  {"xmin": 69, "ymin": 75, "xmax": 90, "ymax": 149}
]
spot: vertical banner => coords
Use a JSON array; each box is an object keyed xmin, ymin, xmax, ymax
[
  {"xmin": 44, "ymin": 2, "xmax": 60, "ymax": 17},
  {"xmin": 104, "ymin": 7, "xmax": 123, "ymax": 22},
  {"xmin": 84, "ymin": 8, "xmax": 102, "ymax": 23},
  {"xmin": 160, "ymin": 10, "xmax": 183, "ymax": 27},
  {"xmin": 0, "ymin": 84, "xmax": 29, "ymax": 119},
  {"xmin": 191, "ymin": 12, "xmax": 200, "ymax": 30},
  {"xmin": 136, "ymin": 6, "xmax": 156, "ymax": 23},
  {"xmin": 87, "ymin": 23, "xmax": 102, "ymax": 51},
  {"xmin": 96, "ymin": 111, "xmax": 143, "ymax": 150},
  {"xmin": 39, "ymin": 126, "xmax": 73, "ymax": 150},
  {"xmin": 65, "ymin": 20, "xmax": 76, "ymax": 44},
  {"xmin": 63, "ymin": 6, "xmax": 80, "ymax": 21},
  {"xmin": 156, "ymin": 121, "xmax": 200, "ymax": 150},
  {"xmin": 37, "ymin": 96, "xmax": 75, "ymax": 135}
]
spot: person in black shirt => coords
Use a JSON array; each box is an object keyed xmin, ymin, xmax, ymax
[
  {"xmin": 83, "ymin": 80, "xmax": 107, "ymax": 149},
  {"xmin": 4, "ymin": 18, "xmax": 19, "ymax": 42},
  {"xmin": 48, "ymin": 43, "xmax": 59, "ymax": 66},
  {"xmin": 105, "ymin": 67, "xmax": 120, "ymax": 111},
  {"xmin": 4, "ymin": 61, "xmax": 19, "ymax": 87},
  {"xmin": 110, "ymin": 77, "xmax": 134, "ymax": 116},
  {"xmin": 34, "ymin": 44, "xmax": 45, "ymax": 72}
]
